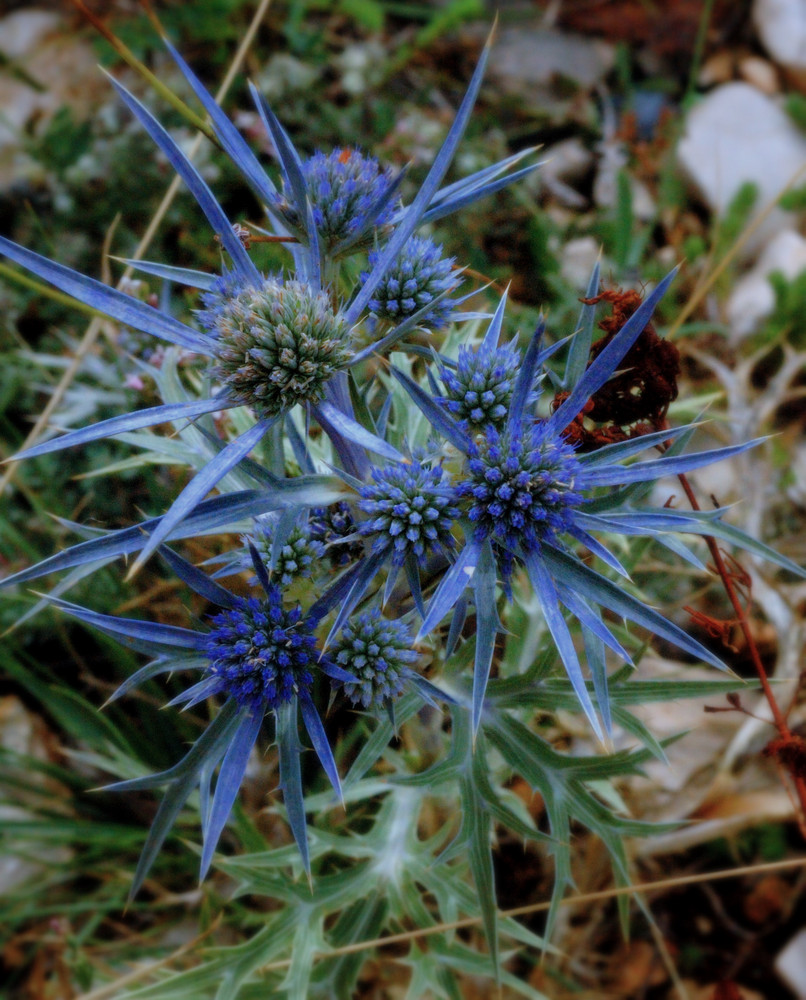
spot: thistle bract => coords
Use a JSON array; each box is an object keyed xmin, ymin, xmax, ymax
[
  {"xmin": 332, "ymin": 610, "xmax": 418, "ymax": 708},
  {"xmin": 210, "ymin": 277, "xmax": 353, "ymax": 417},
  {"xmin": 365, "ymin": 235, "xmax": 456, "ymax": 329},
  {"xmin": 270, "ymin": 148, "xmax": 396, "ymax": 250},
  {"xmin": 205, "ymin": 591, "xmax": 318, "ymax": 708},
  {"xmin": 358, "ymin": 458, "xmax": 458, "ymax": 565},
  {"xmin": 439, "ymin": 342, "xmax": 519, "ymax": 429}
]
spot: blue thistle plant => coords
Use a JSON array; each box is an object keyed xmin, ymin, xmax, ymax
[
  {"xmin": 364, "ymin": 235, "xmax": 457, "ymax": 329},
  {"xmin": 332, "ymin": 609, "xmax": 419, "ymax": 709},
  {"xmin": 390, "ymin": 272, "xmax": 800, "ymax": 738},
  {"xmin": 9, "ymin": 27, "xmax": 806, "ymax": 968},
  {"xmin": 40, "ymin": 543, "xmax": 354, "ymax": 894},
  {"xmin": 0, "ymin": 33, "xmax": 539, "ymax": 574}
]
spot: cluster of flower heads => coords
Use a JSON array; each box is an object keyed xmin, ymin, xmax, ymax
[
  {"xmin": 204, "ymin": 583, "xmax": 420, "ymax": 715},
  {"xmin": 4, "ymin": 33, "xmax": 804, "ymax": 902}
]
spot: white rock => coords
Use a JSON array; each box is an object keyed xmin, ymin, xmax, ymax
[
  {"xmin": 726, "ymin": 229, "xmax": 806, "ymax": 340},
  {"xmin": 593, "ymin": 141, "xmax": 656, "ymax": 220},
  {"xmin": 786, "ymin": 440, "xmax": 806, "ymax": 506},
  {"xmin": 560, "ymin": 236, "xmax": 601, "ymax": 289},
  {"xmin": 677, "ymin": 82, "xmax": 806, "ymax": 251},
  {"xmin": 754, "ymin": 0, "xmax": 806, "ymax": 71},
  {"xmin": 537, "ymin": 137, "xmax": 593, "ymax": 207},
  {"xmin": 335, "ymin": 41, "xmax": 386, "ymax": 96},
  {"xmin": 489, "ymin": 27, "xmax": 614, "ymax": 110},
  {"xmin": 775, "ymin": 926, "xmax": 806, "ymax": 1000},
  {"xmin": 0, "ymin": 9, "xmax": 102, "ymax": 186},
  {"xmin": 0, "ymin": 8, "xmax": 61, "ymax": 59},
  {"xmin": 256, "ymin": 54, "xmax": 319, "ymax": 103}
]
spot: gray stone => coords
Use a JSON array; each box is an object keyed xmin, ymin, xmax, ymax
[
  {"xmin": 754, "ymin": 0, "xmax": 806, "ymax": 71},
  {"xmin": 560, "ymin": 236, "xmax": 600, "ymax": 289},
  {"xmin": 677, "ymin": 82, "xmax": 806, "ymax": 251},
  {"xmin": 488, "ymin": 26, "xmax": 614, "ymax": 113},
  {"xmin": 726, "ymin": 229, "xmax": 806, "ymax": 341},
  {"xmin": 537, "ymin": 137, "xmax": 593, "ymax": 207},
  {"xmin": 775, "ymin": 926, "xmax": 806, "ymax": 1000},
  {"xmin": 0, "ymin": 7, "xmax": 103, "ymax": 186},
  {"xmin": 0, "ymin": 8, "xmax": 61, "ymax": 59}
]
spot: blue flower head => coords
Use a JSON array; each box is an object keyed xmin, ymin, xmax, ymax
[
  {"xmin": 205, "ymin": 591, "xmax": 318, "ymax": 708},
  {"xmin": 455, "ymin": 422, "xmax": 585, "ymax": 578},
  {"xmin": 332, "ymin": 609, "xmax": 419, "ymax": 709},
  {"xmin": 39, "ymin": 546, "xmax": 357, "ymax": 893},
  {"xmin": 196, "ymin": 266, "xmax": 252, "ymax": 334},
  {"xmin": 358, "ymin": 457, "xmax": 458, "ymax": 566},
  {"xmin": 364, "ymin": 235, "xmax": 456, "ymax": 329},
  {"xmin": 210, "ymin": 276, "xmax": 353, "ymax": 418},
  {"xmin": 308, "ymin": 502, "xmax": 364, "ymax": 568},
  {"xmin": 439, "ymin": 342, "xmax": 520, "ymax": 429},
  {"xmin": 270, "ymin": 148, "xmax": 396, "ymax": 251},
  {"xmin": 248, "ymin": 516, "xmax": 325, "ymax": 587}
]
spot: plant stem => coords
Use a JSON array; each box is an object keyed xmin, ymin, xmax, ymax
[{"xmin": 672, "ymin": 461, "xmax": 806, "ymax": 834}]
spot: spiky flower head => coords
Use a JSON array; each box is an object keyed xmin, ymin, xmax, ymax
[
  {"xmin": 205, "ymin": 590, "xmax": 318, "ymax": 709},
  {"xmin": 270, "ymin": 148, "xmax": 396, "ymax": 250},
  {"xmin": 196, "ymin": 266, "xmax": 251, "ymax": 335},
  {"xmin": 454, "ymin": 423, "xmax": 585, "ymax": 575},
  {"xmin": 210, "ymin": 277, "xmax": 353, "ymax": 418},
  {"xmin": 364, "ymin": 235, "xmax": 456, "ymax": 329},
  {"xmin": 332, "ymin": 610, "xmax": 418, "ymax": 708},
  {"xmin": 248, "ymin": 517, "xmax": 325, "ymax": 587},
  {"xmin": 308, "ymin": 502, "xmax": 364, "ymax": 567},
  {"xmin": 358, "ymin": 458, "xmax": 458, "ymax": 566},
  {"xmin": 439, "ymin": 342, "xmax": 520, "ymax": 429}
]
